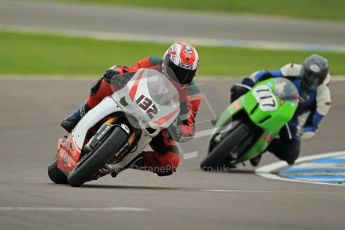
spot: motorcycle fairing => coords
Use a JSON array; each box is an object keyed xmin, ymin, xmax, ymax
[
  {"xmin": 72, "ymin": 96, "xmax": 121, "ymax": 150},
  {"xmin": 57, "ymin": 134, "xmax": 81, "ymax": 174},
  {"xmin": 56, "ymin": 68, "xmax": 181, "ymax": 176}
]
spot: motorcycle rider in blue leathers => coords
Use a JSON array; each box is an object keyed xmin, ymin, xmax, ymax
[{"xmin": 230, "ymin": 54, "xmax": 332, "ymax": 166}]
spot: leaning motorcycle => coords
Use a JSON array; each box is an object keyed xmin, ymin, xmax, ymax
[
  {"xmin": 48, "ymin": 68, "xmax": 180, "ymax": 187},
  {"xmin": 200, "ymin": 78, "xmax": 299, "ymax": 170}
]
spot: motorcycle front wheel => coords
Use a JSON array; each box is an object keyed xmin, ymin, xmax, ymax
[
  {"xmin": 48, "ymin": 156, "xmax": 68, "ymax": 184},
  {"xmin": 67, "ymin": 126, "xmax": 128, "ymax": 187},
  {"xmin": 200, "ymin": 122, "xmax": 251, "ymax": 171}
]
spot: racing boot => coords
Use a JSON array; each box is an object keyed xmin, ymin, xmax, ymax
[
  {"xmin": 61, "ymin": 108, "xmax": 81, "ymax": 133},
  {"xmin": 61, "ymin": 102, "xmax": 91, "ymax": 132},
  {"xmin": 111, "ymin": 155, "xmax": 146, "ymax": 178},
  {"xmin": 250, "ymin": 154, "xmax": 262, "ymax": 167}
]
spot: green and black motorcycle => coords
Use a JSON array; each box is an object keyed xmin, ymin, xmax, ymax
[{"xmin": 201, "ymin": 78, "xmax": 300, "ymax": 170}]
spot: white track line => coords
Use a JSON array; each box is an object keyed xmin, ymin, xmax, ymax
[
  {"xmin": 255, "ymin": 150, "xmax": 345, "ymax": 186},
  {"xmin": 0, "ymin": 207, "xmax": 148, "ymax": 212},
  {"xmin": 204, "ymin": 189, "xmax": 345, "ymax": 195},
  {"xmin": 2, "ymin": 25, "xmax": 345, "ymax": 52},
  {"xmin": 183, "ymin": 151, "xmax": 199, "ymax": 160}
]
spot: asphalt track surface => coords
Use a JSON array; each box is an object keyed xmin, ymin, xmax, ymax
[
  {"xmin": 0, "ymin": 77, "xmax": 344, "ymax": 230},
  {"xmin": 1, "ymin": 1, "xmax": 345, "ymax": 229},
  {"xmin": 1, "ymin": 0, "xmax": 345, "ymax": 49}
]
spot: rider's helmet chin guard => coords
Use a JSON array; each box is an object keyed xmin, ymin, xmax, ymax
[
  {"xmin": 301, "ymin": 54, "xmax": 329, "ymax": 91},
  {"xmin": 162, "ymin": 41, "xmax": 199, "ymax": 85}
]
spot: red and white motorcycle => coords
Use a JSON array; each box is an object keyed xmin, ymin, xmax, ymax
[{"xmin": 48, "ymin": 68, "xmax": 180, "ymax": 187}]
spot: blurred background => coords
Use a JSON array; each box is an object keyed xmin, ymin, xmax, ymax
[
  {"xmin": 1, "ymin": 0, "xmax": 345, "ymax": 77},
  {"xmin": 1, "ymin": 1, "xmax": 345, "ymax": 230}
]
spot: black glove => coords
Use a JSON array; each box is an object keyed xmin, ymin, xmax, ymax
[
  {"xmin": 167, "ymin": 120, "xmax": 182, "ymax": 141},
  {"xmin": 103, "ymin": 69, "xmax": 119, "ymax": 83},
  {"xmin": 104, "ymin": 70, "xmax": 134, "ymax": 88},
  {"xmin": 90, "ymin": 78, "xmax": 103, "ymax": 96}
]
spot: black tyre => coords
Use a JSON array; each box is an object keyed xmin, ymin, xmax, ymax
[
  {"xmin": 67, "ymin": 126, "xmax": 128, "ymax": 187},
  {"xmin": 48, "ymin": 156, "xmax": 68, "ymax": 184},
  {"xmin": 201, "ymin": 122, "xmax": 251, "ymax": 171}
]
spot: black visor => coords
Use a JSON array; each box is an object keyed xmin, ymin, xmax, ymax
[
  {"xmin": 164, "ymin": 56, "xmax": 196, "ymax": 85},
  {"xmin": 303, "ymin": 69, "xmax": 327, "ymax": 90}
]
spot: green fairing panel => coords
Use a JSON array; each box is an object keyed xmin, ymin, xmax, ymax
[
  {"xmin": 243, "ymin": 79, "xmax": 297, "ymax": 132},
  {"xmin": 242, "ymin": 92, "xmax": 294, "ymax": 132}
]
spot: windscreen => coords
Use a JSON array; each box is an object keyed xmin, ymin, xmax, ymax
[
  {"xmin": 147, "ymin": 70, "xmax": 180, "ymax": 107},
  {"xmin": 111, "ymin": 68, "xmax": 181, "ymax": 130},
  {"xmin": 273, "ymin": 78, "xmax": 299, "ymax": 104}
]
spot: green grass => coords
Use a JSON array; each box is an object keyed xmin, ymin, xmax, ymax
[
  {"xmin": 1, "ymin": 30, "xmax": 345, "ymax": 77},
  {"xmin": 39, "ymin": 0, "xmax": 345, "ymax": 21}
]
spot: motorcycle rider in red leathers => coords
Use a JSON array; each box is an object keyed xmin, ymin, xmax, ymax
[{"xmin": 61, "ymin": 42, "xmax": 201, "ymax": 176}]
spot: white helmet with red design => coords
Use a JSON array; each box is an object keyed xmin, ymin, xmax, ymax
[{"xmin": 163, "ymin": 42, "xmax": 199, "ymax": 84}]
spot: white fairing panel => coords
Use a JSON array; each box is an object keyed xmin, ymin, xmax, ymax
[{"xmin": 72, "ymin": 97, "xmax": 122, "ymax": 149}]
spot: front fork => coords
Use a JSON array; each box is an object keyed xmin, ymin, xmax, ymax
[
  {"xmin": 83, "ymin": 114, "xmax": 140, "ymax": 177},
  {"xmin": 83, "ymin": 114, "xmax": 137, "ymax": 153}
]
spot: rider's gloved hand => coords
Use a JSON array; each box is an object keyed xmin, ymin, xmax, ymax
[
  {"xmin": 167, "ymin": 125, "xmax": 182, "ymax": 141},
  {"xmin": 103, "ymin": 69, "xmax": 133, "ymax": 87},
  {"xmin": 241, "ymin": 77, "xmax": 255, "ymax": 87},
  {"xmin": 301, "ymin": 126, "xmax": 316, "ymax": 139},
  {"xmin": 168, "ymin": 123, "xmax": 193, "ymax": 142},
  {"xmin": 103, "ymin": 69, "xmax": 118, "ymax": 81},
  {"xmin": 177, "ymin": 125, "xmax": 194, "ymax": 142}
]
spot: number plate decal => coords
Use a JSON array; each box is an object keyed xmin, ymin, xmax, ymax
[
  {"xmin": 252, "ymin": 85, "xmax": 278, "ymax": 112},
  {"xmin": 136, "ymin": 94, "xmax": 158, "ymax": 119}
]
